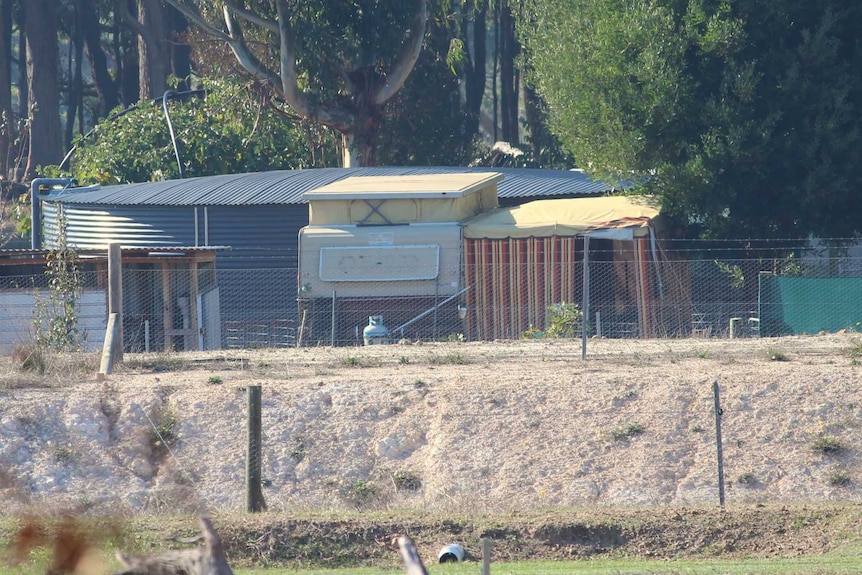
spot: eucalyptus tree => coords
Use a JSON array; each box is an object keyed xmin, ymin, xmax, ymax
[
  {"xmin": 164, "ymin": 0, "xmax": 427, "ymax": 167},
  {"xmin": 62, "ymin": 78, "xmax": 338, "ymax": 184},
  {"xmin": 522, "ymin": 0, "xmax": 862, "ymax": 239}
]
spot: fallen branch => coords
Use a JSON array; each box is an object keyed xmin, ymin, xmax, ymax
[{"xmin": 114, "ymin": 517, "xmax": 233, "ymax": 575}]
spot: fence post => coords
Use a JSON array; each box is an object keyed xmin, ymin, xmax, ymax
[
  {"xmin": 107, "ymin": 243, "xmax": 123, "ymax": 362},
  {"xmin": 97, "ymin": 312, "xmax": 119, "ymax": 378},
  {"xmin": 247, "ymin": 385, "xmax": 266, "ymax": 512},
  {"xmin": 331, "ymin": 291, "xmax": 337, "ymax": 347},
  {"xmin": 482, "ymin": 537, "xmax": 491, "ymax": 575},
  {"xmin": 713, "ymin": 380, "xmax": 725, "ymax": 508}
]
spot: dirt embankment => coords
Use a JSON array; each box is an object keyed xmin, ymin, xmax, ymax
[{"xmin": 1, "ymin": 333, "xmax": 862, "ymax": 565}]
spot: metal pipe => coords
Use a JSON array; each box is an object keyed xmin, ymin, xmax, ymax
[
  {"xmin": 392, "ymin": 286, "xmax": 471, "ymax": 338},
  {"xmin": 30, "ymin": 178, "xmax": 75, "ymax": 249},
  {"xmin": 162, "ymin": 90, "xmax": 184, "ymax": 178}
]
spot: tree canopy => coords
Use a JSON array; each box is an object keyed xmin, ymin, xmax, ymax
[
  {"xmin": 522, "ymin": 0, "xmax": 862, "ymax": 239},
  {"xmin": 62, "ymin": 79, "xmax": 339, "ymax": 184}
]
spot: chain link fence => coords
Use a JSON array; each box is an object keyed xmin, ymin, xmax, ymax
[{"xmin": 2, "ymin": 240, "xmax": 862, "ymax": 352}]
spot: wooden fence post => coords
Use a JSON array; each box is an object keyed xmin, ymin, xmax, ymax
[
  {"xmin": 713, "ymin": 380, "xmax": 725, "ymax": 508},
  {"xmin": 107, "ymin": 243, "xmax": 123, "ymax": 362},
  {"xmin": 247, "ymin": 385, "xmax": 266, "ymax": 512}
]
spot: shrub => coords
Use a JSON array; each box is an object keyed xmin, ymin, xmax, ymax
[
  {"xmin": 611, "ymin": 423, "xmax": 645, "ymax": 441},
  {"xmin": 545, "ymin": 302, "xmax": 582, "ymax": 338},
  {"xmin": 813, "ymin": 436, "xmax": 843, "ymax": 455},
  {"xmin": 393, "ymin": 470, "xmax": 422, "ymax": 491}
]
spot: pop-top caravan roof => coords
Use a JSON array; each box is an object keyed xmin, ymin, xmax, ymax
[
  {"xmin": 304, "ymin": 172, "xmax": 503, "ymax": 225},
  {"xmin": 463, "ymin": 195, "xmax": 660, "ymax": 240}
]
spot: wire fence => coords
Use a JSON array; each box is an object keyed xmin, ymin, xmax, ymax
[{"xmin": 2, "ymin": 239, "xmax": 862, "ymax": 353}]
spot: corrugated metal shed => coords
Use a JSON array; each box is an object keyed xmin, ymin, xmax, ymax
[{"xmin": 48, "ymin": 167, "xmax": 622, "ymax": 206}]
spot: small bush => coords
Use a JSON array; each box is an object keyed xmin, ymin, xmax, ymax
[
  {"xmin": 207, "ymin": 375, "xmax": 223, "ymax": 384},
  {"xmin": 11, "ymin": 343, "xmax": 46, "ymax": 374},
  {"xmin": 767, "ymin": 348, "xmax": 789, "ymax": 361},
  {"xmin": 398, "ymin": 356, "xmax": 410, "ymax": 365},
  {"xmin": 393, "ymin": 470, "xmax": 422, "ymax": 491},
  {"xmin": 737, "ymin": 472, "xmax": 755, "ymax": 485},
  {"xmin": 611, "ymin": 423, "xmax": 645, "ymax": 441},
  {"xmin": 829, "ymin": 472, "xmax": 851, "ymax": 487},
  {"xmin": 545, "ymin": 302, "xmax": 582, "ymax": 338},
  {"xmin": 344, "ymin": 480, "xmax": 378, "ymax": 507},
  {"xmin": 813, "ymin": 436, "xmax": 844, "ymax": 455},
  {"xmin": 342, "ymin": 356, "xmax": 361, "ymax": 367},
  {"xmin": 429, "ymin": 353, "xmax": 469, "ymax": 365},
  {"xmin": 148, "ymin": 407, "xmax": 179, "ymax": 459}
]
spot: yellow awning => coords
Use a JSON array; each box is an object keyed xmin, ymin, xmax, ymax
[{"xmin": 463, "ymin": 195, "xmax": 660, "ymax": 240}]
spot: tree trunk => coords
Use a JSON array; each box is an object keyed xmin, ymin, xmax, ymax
[
  {"xmin": 79, "ymin": 0, "xmax": 120, "ymax": 114},
  {"xmin": 136, "ymin": 0, "xmax": 169, "ymax": 100},
  {"xmin": 463, "ymin": 0, "xmax": 487, "ymax": 149},
  {"xmin": 116, "ymin": 2, "xmax": 139, "ymax": 107},
  {"xmin": 0, "ymin": 0, "xmax": 13, "ymax": 180},
  {"xmin": 65, "ymin": 1, "xmax": 85, "ymax": 151},
  {"xmin": 498, "ymin": 1, "xmax": 519, "ymax": 144},
  {"xmin": 168, "ymin": 5, "xmax": 191, "ymax": 90},
  {"xmin": 24, "ymin": 0, "xmax": 63, "ymax": 178}
]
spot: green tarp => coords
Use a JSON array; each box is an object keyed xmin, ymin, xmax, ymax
[{"xmin": 759, "ymin": 275, "xmax": 862, "ymax": 336}]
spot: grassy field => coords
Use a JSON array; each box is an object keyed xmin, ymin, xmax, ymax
[{"xmin": 3, "ymin": 509, "xmax": 862, "ymax": 575}]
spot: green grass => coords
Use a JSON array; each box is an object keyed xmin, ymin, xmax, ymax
[{"xmin": 228, "ymin": 552, "xmax": 862, "ymax": 575}]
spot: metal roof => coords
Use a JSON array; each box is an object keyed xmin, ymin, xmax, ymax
[{"xmin": 48, "ymin": 167, "xmax": 625, "ymax": 207}]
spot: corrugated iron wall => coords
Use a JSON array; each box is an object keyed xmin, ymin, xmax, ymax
[{"xmin": 464, "ymin": 236, "xmax": 583, "ymax": 340}]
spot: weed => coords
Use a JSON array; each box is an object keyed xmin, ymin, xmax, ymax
[
  {"xmin": 398, "ymin": 356, "xmax": 410, "ymax": 365},
  {"xmin": 290, "ymin": 444, "xmax": 307, "ymax": 462},
  {"xmin": 148, "ymin": 407, "xmax": 179, "ymax": 459},
  {"xmin": 429, "ymin": 353, "xmax": 469, "ymax": 365},
  {"xmin": 392, "ymin": 470, "xmax": 422, "ymax": 491},
  {"xmin": 767, "ymin": 348, "xmax": 789, "ymax": 361},
  {"xmin": 52, "ymin": 444, "xmax": 75, "ymax": 464},
  {"xmin": 344, "ymin": 480, "xmax": 378, "ymax": 507},
  {"xmin": 207, "ymin": 375, "xmax": 223, "ymax": 384},
  {"xmin": 444, "ymin": 333, "xmax": 465, "ymax": 342},
  {"xmin": 737, "ymin": 472, "xmax": 755, "ymax": 485},
  {"xmin": 812, "ymin": 436, "xmax": 844, "ymax": 455},
  {"xmin": 11, "ymin": 343, "xmax": 46, "ymax": 374},
  {"xmin": 611, "ymin": 423, "xmax": 646, "ymax": 441},
  {"xmin": 691, "ymin": 424, "xmax": 705, "ymax": 433},
  {"xmin": 848, "ymin": 342, "xmax": 862, "ymax": 358},
  {"xmin": 545, "ymin": 302, "xmax": 583, "ymax": 338},
  {"xmin": 829, "ymin": 472, "xmax": 851, "ymax": 487},
  {"xmin": 697, "ymin": 349, "xmax": 710, "ymax": 359},
  {"xmin": 342, "ymin": 356, "xmax": 361, "ymax": 367},
  {"xmin": 413, "ymin": 379, "xmax": 426, "ymax": 388}
]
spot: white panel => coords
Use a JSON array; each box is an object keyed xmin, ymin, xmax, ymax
[
  {"xmin": 319, "ymin": 244, "xmax": 440, "ymax": 281},
  {"xmin": 0, "ymin": 290, "xmax": 106, "ymax": 354}
]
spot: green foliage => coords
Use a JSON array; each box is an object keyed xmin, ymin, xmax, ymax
[
  {"xmin": 148, "ymin": 406, "xmax": 179, "ymax": 459},
  {"xmin": 343, "ymin": 480, "xmax": 378, "ymax": 507},
  {"xmin": 611, "ymin": 423, "xmax": 646, "ymax": 441},
  {"xmin": 32, "ymin": 209, "xmax": 81, "ymax": 352},
  {"xmin": 812, "ymin": 436, "xmax": 843, "ymax": 456},
  {"xmin": 544, "ymin": 303, "xmax": 583, "ymax": 338},
  {"xmin": 737, "ymin": 472, "xmax": 755, "ymax": 485},
  {"xmin": 829, "ymin": 471, "xmax": 851, "ymax": 487},
  {"xmin": 715, "ymin": 261, "xmax": 744, "ymax": 289},
  {"xmin": 392, "ymin": 469, "xmax": 422, "ymax": 491},
  {"xmin": 521, "ymin": 0, "xmax": 862, "ymax": 239},
  {"xmin": 59, "ymin": 78, "xmax": 337, "ymax": 184}
]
